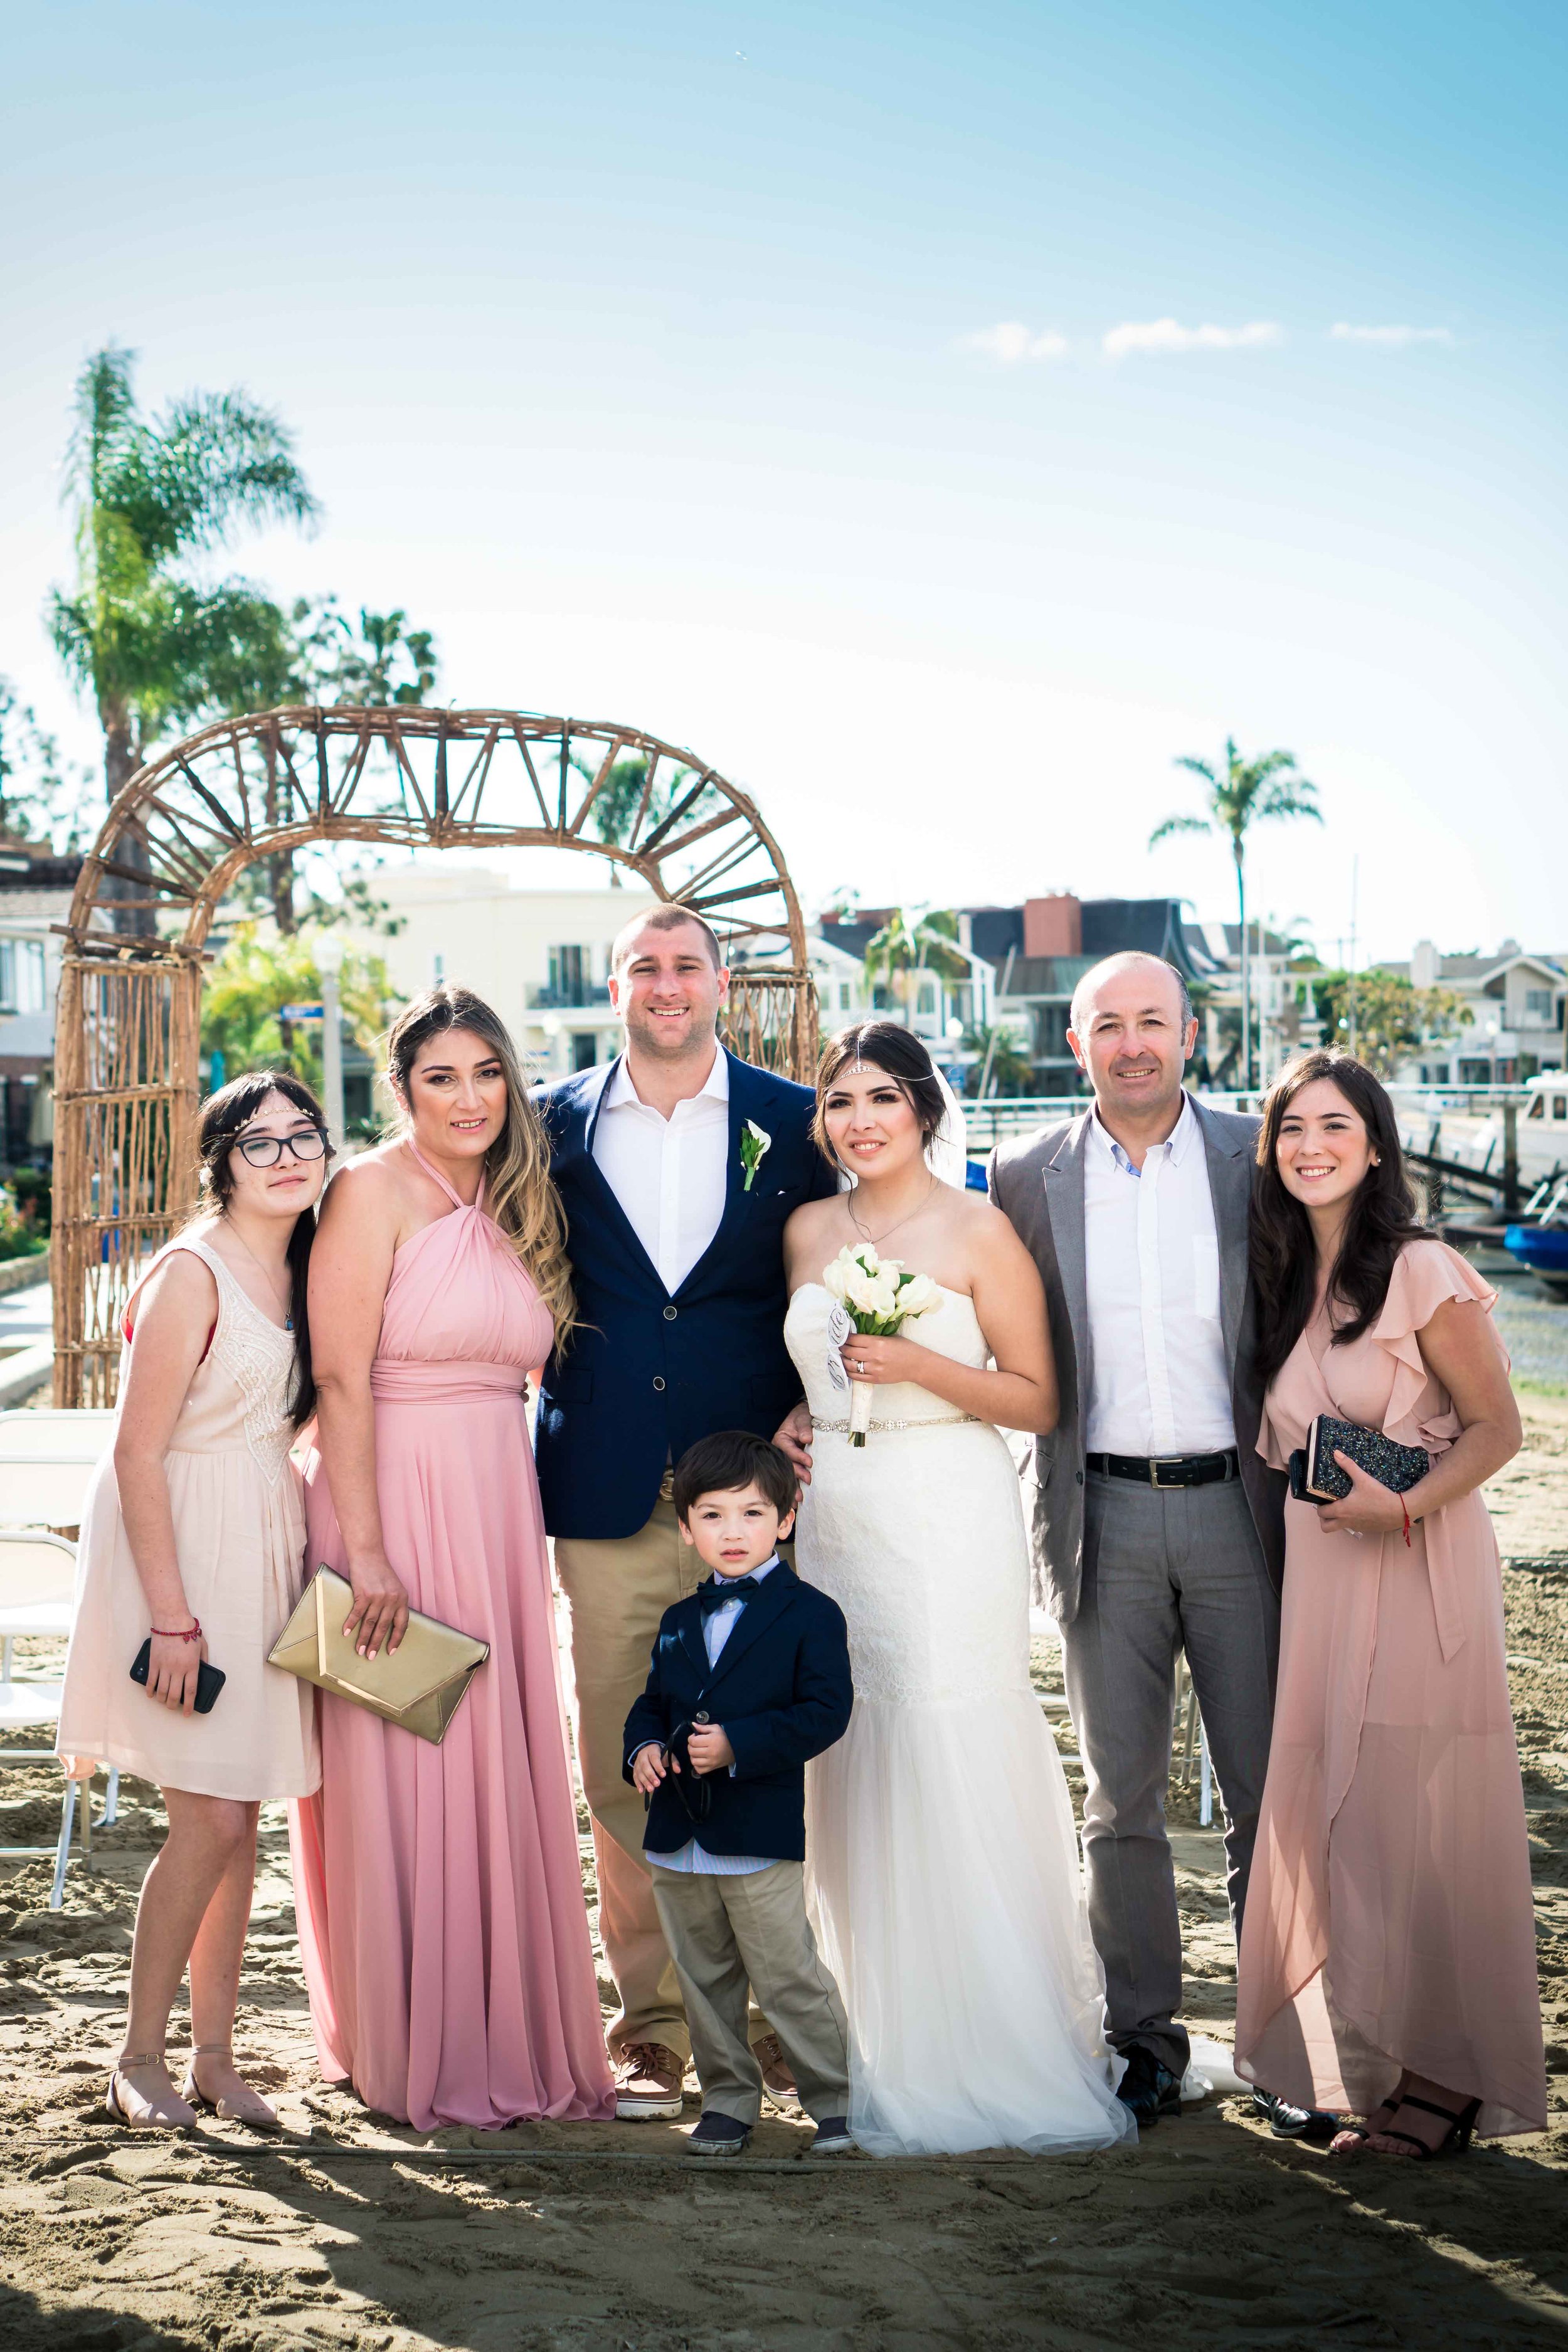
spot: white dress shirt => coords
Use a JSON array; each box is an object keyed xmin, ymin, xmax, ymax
[
  {"xmin": 591, "ymin": 1047, "xmax": 729, "ymax": 1294},
  {"xmin": 640, "ymin": 1557, "xmax": 780, "ymax": 1876},
  {"xmin": 1082, "ymin": 1094, "xmax": 1236, "ymax": 1458}
]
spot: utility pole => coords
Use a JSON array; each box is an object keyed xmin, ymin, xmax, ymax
[
  {"xmin": 1347, "ymin": 857, "xmax": 1360, "ymax": 1060},
  {"xmin": 315, "ymin": 930, "xmax": 347, "ymax": 1152}
]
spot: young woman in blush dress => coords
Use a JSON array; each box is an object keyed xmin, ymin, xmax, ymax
[
  {"xmin": 1235, "ymin": 1051, "xmax": 1546, "ymax": 2157},
  {"xmin": 58, "ymin": 1073, "xmax": 329, "ymax": 2131},
  {"xmin": 780, "ymin": 1022, "xmax": 1131, "ymax": 2157},
  {"xmin": 289, "ymin": 985, "xmax": 613, "ymax": 2131}
]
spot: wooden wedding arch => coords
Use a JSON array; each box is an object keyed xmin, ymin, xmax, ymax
[{"xmin": 52, "ymin": 705, "xmax": 818, "ymax": 1404}]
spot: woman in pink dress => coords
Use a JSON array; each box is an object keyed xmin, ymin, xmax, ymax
[
  {"xmin": 289, "ymin": 984, "xmax": 613, "ymax": 2129},
  {"xmin": 1236, "ymin": 1051, "xmax": 1545, "ymax": 2157}
]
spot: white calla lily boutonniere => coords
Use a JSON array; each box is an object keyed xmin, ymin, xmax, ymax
[{"xmin": 739, "ymin": 1120, "xmax": 772, "ymax": 1191}]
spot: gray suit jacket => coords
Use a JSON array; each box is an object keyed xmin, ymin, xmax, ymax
[{"xmin": 990, "ymin": 1094, "xmax": 1286, "ymax": 1627}]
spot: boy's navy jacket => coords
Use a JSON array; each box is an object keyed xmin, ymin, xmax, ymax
[
  {"xmin": 531, "ymin": 1048, "xmax": 837, "ymax": 1541},
  {"xmin": 622, "ymin": 1563, "xmax": 853, "ymax": 1863}
]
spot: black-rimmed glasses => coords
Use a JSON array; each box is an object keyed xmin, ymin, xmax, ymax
[{"xmin": 234, "ymin": 1127, "xmax": 329, "ymax": 1168}]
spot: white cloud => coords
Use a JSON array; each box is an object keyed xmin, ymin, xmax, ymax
[
  {"xmin": 957, "ymin": 322, "xmax": 1069, "ymax": 363},
  {"xmin": 1330, "ymin": 322, "xmax": 1454, "ymax": 347},
  {"xmin": 1102, "ymin": 317, "xmax": 1283, "ymax": 358}
]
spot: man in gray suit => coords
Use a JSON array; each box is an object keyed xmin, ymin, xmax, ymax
[{"xmin": 991, "ymin": 951, "xmax": 1313, "ymax": 2134}]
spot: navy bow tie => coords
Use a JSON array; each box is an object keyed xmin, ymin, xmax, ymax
[{"xmin": 699, "ymin": 1576, "xmax": 763, "ymax": 1613}]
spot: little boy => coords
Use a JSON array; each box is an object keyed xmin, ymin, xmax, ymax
[{"xmin": 623, "ymin": 1430, "xmax": 854, "ymax": 2158}]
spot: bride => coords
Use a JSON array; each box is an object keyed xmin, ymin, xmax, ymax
[{"xmin": 778, "ymin": 1021, "xmax": 1133, "ymax": 2156}]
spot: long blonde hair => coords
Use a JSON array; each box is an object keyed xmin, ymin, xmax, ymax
[{"xmin": 386, "ymin": 985, "xmax": 575, "ymax": 1345}]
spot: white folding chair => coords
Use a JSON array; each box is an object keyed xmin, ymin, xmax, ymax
[
  {"xmin": 0, "ymin": 1409, "xmax": 114, "ymax": 1531},
  {"xmin": 1173, "ymin": 1657, "xmax": 1214, "ymax": 1828},
  {"xmin": 0, "ymin": 1520, "xmax": 119, "ymax": 1877}
]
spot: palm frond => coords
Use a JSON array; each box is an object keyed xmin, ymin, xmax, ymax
[{"xmin": 1148, "ymin": 813, "xmax": 1211, "ymax": 848}]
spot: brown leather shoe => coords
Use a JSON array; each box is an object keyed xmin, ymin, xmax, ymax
[
  {"xmin": 614, "ymin": 2041, "xmax": 686, "ymax": 2120},
  {"xmin": 751, "ymin": 2032, "xmax": 800, "ymax": 2109}
]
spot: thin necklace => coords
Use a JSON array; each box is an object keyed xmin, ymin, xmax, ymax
[
  {"xmin": 224, "ymin": 1218, "xmax": 294, "ymax": 1332},
  {"xmin": 845, "ymin": 1173, "xmax": 937, "ymax": 1250}
]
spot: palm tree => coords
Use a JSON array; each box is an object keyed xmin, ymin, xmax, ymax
[
  {"xmin": 48, "ymin": 346, "xmax": 318, "ymax": 924},
  {"xmin": 289, "ymin": 598, "xmax": 438, "ymax": 707},
  {"xmin": 1148, "ymin": 738, "xmax": 1322, "ymax": 1089},
  {"xmin": 566, "ymin": 753, "xmax": 721, "ymax": 881},
  {"xmin": 862, "ymin": 907, "xmax": 970, "ymax": 1023},
  {"xmin": 960, "ymin": 1023, "xmax": 1034, "ymax": 1098}
]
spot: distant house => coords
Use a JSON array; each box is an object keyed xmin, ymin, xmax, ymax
[
  {"xmin": 0, "ymin": 849, "xmax": 81, "ymax": 1171},
  {"xmin": 964, "ymin": 895, "xmax": 1222, "ymax": 1093},
  {"xmin": 1382, "ymin": 941, "xmax": 1567, "ymax": 1085}
]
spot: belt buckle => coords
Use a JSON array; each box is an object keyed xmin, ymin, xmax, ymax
[{"xmin": 1148, "ymin": 1456, "xmax": 1183, "ymax": 1489}]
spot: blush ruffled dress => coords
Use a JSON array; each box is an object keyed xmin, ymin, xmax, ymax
[{"xmin": 1235, "ymin": 1240, "xmax": 1546, "ymax": 2138}]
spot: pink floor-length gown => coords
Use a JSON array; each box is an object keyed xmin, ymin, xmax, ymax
[
  {"xmin": 1235, "ymin": 1239, "xmax": 1546, "ymax": 2138},
  {"xmin": 288, "ymin": 1147, "xmax": 614, "ymax": 2129}
]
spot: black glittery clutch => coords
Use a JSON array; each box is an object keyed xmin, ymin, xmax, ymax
[{"xmin": 1288, "ymin": 1414, "xmax": 1429, "ymax": 1503}]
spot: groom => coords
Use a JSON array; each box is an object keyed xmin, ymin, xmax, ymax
[
  {"xmin": 534, "ymin": 904, "xmax": 835, "ymax": 2118},
  {"xmin": 991, "ymin": 952, "xmax": 1322, "ymax": 2137}
]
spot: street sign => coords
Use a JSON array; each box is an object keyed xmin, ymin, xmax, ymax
[{"xmin": 280, "ymin": 1003, "xmax": 324, "ymax": 1021}]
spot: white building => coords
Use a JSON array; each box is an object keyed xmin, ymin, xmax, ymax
[
  {"xmin": 359, "ymin": 866, "xmax": 657, "ymax": 1080},
  {"xmin": 0, "ymin": 850, "xmax": 78, "ymax": 1170},
  {"xmin": 1391, "ymin": 940, "xmax": 1567, "ymax": 1085}
]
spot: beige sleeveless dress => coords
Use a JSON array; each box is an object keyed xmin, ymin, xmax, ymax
[{"xmin": 57, "ymin": 1234, "xmax": 320, "ymax": 1801}]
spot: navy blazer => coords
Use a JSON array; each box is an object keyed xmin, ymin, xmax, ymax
[
  {"xmin": 532, "ymin": 1048, "xmax": 837, "ymax": 1540},
  {"xmin": 622, "ymin": 1563, "xmax": 853, "ymax": 1862}
]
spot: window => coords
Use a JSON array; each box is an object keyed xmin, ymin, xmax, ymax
[
  {"xmin": 550, "ymin": 945, "xmax": 590, "ymax": 1005},
  {"xmin": 917, "ymin": 981, "xmax": 937, "ymax": 1017},
  {"xmin": 570, "ymin": 1032, "xmax": 597, "ymax": 1072},
  {"xmin": 837, "ymin": 982, "xmax": 852, "ymax": 1011},
  {"xmin": 1458, "ymin": 1059, "xmax": 1491, "ymax": 1084},
  {"xmin": 1525, "ymin": 988, "xmax": 1554, "ymax": 1022},
  {"xmin": 0, "ymin": 939, "xmax": 45, "ymax": 1015},
  {"xmin": 432, "ymin": 951, "xmax": 446, "ymax": 985},
  {"xmin": 1528, "ymin": 1094, "xmax": 1545, "ymax": 1118}
]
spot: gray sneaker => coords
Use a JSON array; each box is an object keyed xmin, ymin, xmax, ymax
[
  {"xmin": 687, "ymin": 2111, "xmax": 751, "ymax": 2158},
  {"xmin": 809, "ymin": 2115, "xmax": 854, "ymax": 2155}
]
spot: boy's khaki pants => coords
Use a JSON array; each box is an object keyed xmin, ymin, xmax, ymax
[{"xmin": 652, "ymin": 1860, "xmax": 850, "ymax": 2126}]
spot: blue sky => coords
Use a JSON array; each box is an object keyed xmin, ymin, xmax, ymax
[{"xmin": 2, "ymin": 0, "xmax": 1564, "ymax": 961}]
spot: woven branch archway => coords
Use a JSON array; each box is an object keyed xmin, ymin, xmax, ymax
[{"xmin": 53, "ymin": 705, "xmax": 818, "ymax": 1405}]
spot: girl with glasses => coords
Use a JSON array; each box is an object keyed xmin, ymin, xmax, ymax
[{"xmin": 58, "ymin": 1071, "xmax": 332, "ymax": 2131}]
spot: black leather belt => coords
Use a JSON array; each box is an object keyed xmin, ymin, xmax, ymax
[{"xmin": 1086, "ymin": 1449, "xmax": 1239, "ymax": 1490}]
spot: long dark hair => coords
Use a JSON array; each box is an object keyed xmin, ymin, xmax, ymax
[
  {"xmin": 194, "ymin": 1069, "xmax": 331, "ymax": 1425},
  {"xmin": 812, "ymin": 1021, "xmax": 948, "ymax": 1170},
  {"xmin": 1250, "ymin": 1051, "xmax": 1425, "ymax": 1388}
]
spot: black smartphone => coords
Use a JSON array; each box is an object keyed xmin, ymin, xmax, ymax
[{"xmin": 129, "ymin": 1639, "xmax": 226, "ymax": 1714}]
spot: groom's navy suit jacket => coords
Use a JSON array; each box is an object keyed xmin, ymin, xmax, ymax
[
  {"xmin": 532, "ymin": 1049, "xmax": 837, "ymax": 1541},
  {"xmin": 622, "ymin": 1563, "xmax": 853, "ymax": 1861}
]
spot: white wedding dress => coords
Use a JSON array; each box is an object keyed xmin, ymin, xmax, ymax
[{"xmin": 788, "ymin": 1280, "xmax": 1134, "ymax": 2156}]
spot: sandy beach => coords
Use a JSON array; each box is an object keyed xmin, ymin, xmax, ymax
[{"xmin": 2, "ymin": 1397, "xmax": 1565, "ymax": 2350}]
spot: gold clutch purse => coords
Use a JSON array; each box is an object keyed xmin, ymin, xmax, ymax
[{"xmin": 268, "ymin": 1565, "xmax": 489, "ymax": 1746}]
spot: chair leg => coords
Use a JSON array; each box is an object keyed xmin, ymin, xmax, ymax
[
  {"xmin": 51, "ymin": 1781, "xmax": 78, "ymax": 1910},
  {"xmin": 1, "ymin": 1635, "xmax": 12, "ymax": 1683},
  {"xmin": 1199, "ymin": 1721, "xmax": 1214, "ymax": 1827},
  {"xmin": 98, "ymin": 1767, "xmax": 120, "ymax": 1830}
]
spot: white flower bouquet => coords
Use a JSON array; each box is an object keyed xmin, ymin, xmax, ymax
[{"xmin": 821, "ymin": 1242, "xmax": 941, "ymax": 1444}]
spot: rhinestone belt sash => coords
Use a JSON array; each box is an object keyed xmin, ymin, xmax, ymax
[{"xmin": 811, "ymin": 1413, "xmax": 981, "ymax": 1434}]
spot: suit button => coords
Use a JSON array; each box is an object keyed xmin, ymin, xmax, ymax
[
  {"xmin": 652, "ymin": 1376, "xmax": 666, "ymax": 1392},
  {"xmin": 1076, "ymin": 1471, "xmax": 1084, "ymax": 1486},
  {"xmin": 663, "ymin": 1305, "xmax": 677, "ymax": 1321}
]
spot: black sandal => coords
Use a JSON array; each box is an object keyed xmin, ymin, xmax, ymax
[{"xmin": 1375, "ymin": 2092, "xmax": 1481, "ymax": 2161}]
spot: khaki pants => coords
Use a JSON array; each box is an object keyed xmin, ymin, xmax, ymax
[
  {"xmin": 652, "ymin": 1861, "xmax": 849, "ymax": 2126},
  {"xmin": 556, "ymin": 1486, "xmax": 781, "ymax": 2063}
]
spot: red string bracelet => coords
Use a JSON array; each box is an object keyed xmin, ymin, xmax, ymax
[
  {"xmin": 151, "ymin": 1619, "xmax": 202, "ymax": 1641},
  {"xmin": 1400, "ymin": 1498, "xmax": 1412, "ymax": 1550}
]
